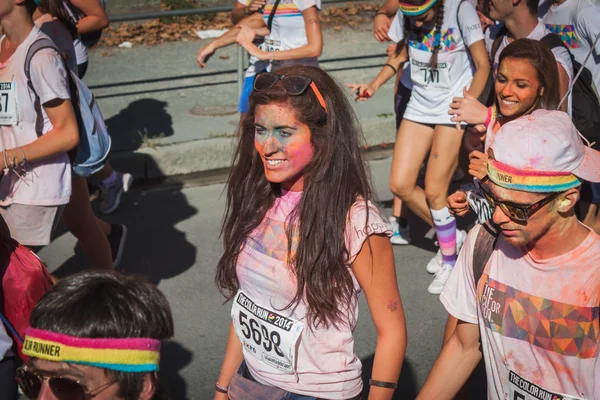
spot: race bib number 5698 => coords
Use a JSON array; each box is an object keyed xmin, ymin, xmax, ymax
[{"xmin": 231, "ymin": 291, "xmax": 304, "ymax": 373}]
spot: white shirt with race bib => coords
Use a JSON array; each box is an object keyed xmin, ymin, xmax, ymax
[
  {"xmin": 441, "ymin": 224, "xmax": 600, "ymax": 400},
  {"xmin": 233, "ymin": 190, "xmax": 391, "ymax": 399},
  {"xmin": 0, "ymin": 28, "xmax": 72, "ymax": 207},
  {"xmin": 394, "ymin": 0, "xmax": 484, "ymax": 124},
  {"xmin": 541, "ymin": 0, "xmax": 600, "ymax": 95}
]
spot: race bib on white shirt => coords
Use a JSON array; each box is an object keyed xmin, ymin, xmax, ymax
[
  {"xmin": 262, "ymin": 39, "xmax": 282, "ymax": 53},
  {"xmin": 506, "ymin": 371, "xmax": 585, "ymax": 400},
  {"xmin": 232, "ymin": 290, "xmax": 304, "ymax": 373},
  {"xmin": 0, "ymin": 82, "xmax": 18, "ymax": 125},
  {"xmin": 410, "ymin": 60, "xmax": 452, "ymax": 90}
]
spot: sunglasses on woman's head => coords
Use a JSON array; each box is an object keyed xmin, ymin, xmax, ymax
[
  {"xmin": 17, "ymin": 366, "xmax": 115, "ymax": 400},
  {"xmin": 475, "ymin": 178, "xmax": 560, "ymax": 223},
  {"xmin": 253, "ymin": 73, "xmax": 328, "ymax": 112}
]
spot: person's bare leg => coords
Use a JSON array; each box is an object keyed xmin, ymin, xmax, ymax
[
  {"xmin": 61, "ymin": 175, "xmax": 113, "ymax": 269},
  {"xmin": 389, "ymin": 120, "xmax": 435, "ymax": 226}
]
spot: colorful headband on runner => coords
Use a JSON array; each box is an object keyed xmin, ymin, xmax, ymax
[
  {"xmin": 487, "ymin": 158, "xmax": 581, "ymax": 193},
  {"xmin": 398, "ymin": 0, "xmax": 438, "ymax": 16},
  {"xmin": 23, "ymin": 328, "xmax": 161, "ymax": 373}
]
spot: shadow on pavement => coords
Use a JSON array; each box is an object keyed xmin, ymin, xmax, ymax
[
  {"xmin": 160, "ymin": 341, "xmax": 193, "ymax": 400},
  {"xmin": 51, "ymin": 181, "xmax": 198, "ymax": 285},
  {"xmin": 105, "ymin": 98, "xmax": 174, "ymax": 152},
  {"xmin": 361, "ymin": 356, "xmax": 418, "ymax": 399}
]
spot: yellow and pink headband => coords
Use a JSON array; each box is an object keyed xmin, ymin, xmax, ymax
[
  {"xmin": 23, "ymin": 328, "xmax": 161, "ymax": 373},
  {"xmin": 398, "ymin": 0, "xmax": 438, "ymax": 16},
  {"xmin": 487, "ymin": 158, "xmax": 581, "ymax": 193}
]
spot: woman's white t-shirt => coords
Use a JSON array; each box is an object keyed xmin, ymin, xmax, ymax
[
  {"xmin": 389, "ymin": 11, "xmax": 414, "ymax": 91},
  {"xmin": 0, "ymin": 27, "xmax": 72, "ymax": 207},
  {"xmin": 62, "ymin": 0, "xmax": 88, "ymax": 66},
  {"xmin": 393, "ymin": 0, "xmax": 484, "ymax": 124},
  {"xmin": 262, "ymin": 0, "xmax": 320, "ymax": 71}
]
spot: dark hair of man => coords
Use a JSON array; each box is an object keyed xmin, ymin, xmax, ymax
[
  {"xmin": 216, "ymin": 65, "xmax": 373, "ymax": 330},
  {"xmin": 29, "ymin": 270, "xmax": 175, "ymax": 400},
  {"xmin": 525, "ymin": 0, "xmax": 538, "ymax": 16},
  {"xmin": 497, "ymin": 38, "xmax": 561, "ymax": 112},
  {"xmin": 395, "ymin": 0, "xmax": 445, "ymax": 68},
  {"xmin": 21, "ymin": 0, "xmax": 38, "ymax": 15},
  {"xmin": 38, "ymin": 0, "xmax": 79, "ymax": 39}
]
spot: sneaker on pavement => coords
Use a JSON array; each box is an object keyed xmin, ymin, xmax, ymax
[
  {"xmin": 108, "ymin": 224, "xmax": 127, "ymax": 268},
  {"xmin": 428, "ymin": 263, "xmax": 453, "ymax": 294},
  {"xmin": 99, "ymin": 172, "xmax": 133, "ymax": 215},
  {"xmin": 388, "ymin": 216, "xmax": 411, "ymax": 245},
  {"xmin": 426, "ymin": 229, "xmax": 468, "ymax": 274}
]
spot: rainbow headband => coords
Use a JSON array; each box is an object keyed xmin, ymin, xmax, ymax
[
  {"xmin": 22, "ymin": 328, "xmax": 161, "ymax": 373},
  {"xmin": 398, "ymin": 0, "xmax": 438, "ymax": 16},
  {"xmin": 487, "ymin": 158, "xmax": 581, "ymax": 193}
]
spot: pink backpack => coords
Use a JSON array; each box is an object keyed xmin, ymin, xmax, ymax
[{"xmin": 0, "ymin": 236, "xmax": 54, "ymax": 359}]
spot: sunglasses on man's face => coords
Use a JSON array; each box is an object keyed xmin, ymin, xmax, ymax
[
  {"xmin": 17, "ymin": 366, "xmax": 115, "ymax": 400},
  {"xmin": 253, "ymin": 72, "xmax": 328, "ymax": 112},
  {"xmin": 475, "ymin": 178, "xmax": 560, "ymax": 223}
]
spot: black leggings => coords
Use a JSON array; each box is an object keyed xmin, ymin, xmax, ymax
[{"xmin": 0, "ymin": 357, "xmax": 18, "ymax": 400}]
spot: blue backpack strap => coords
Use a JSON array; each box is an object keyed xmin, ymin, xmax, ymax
[
  {"xmin": 24, "ymin": 37, "xmax": 75, "ymax": 138},
  {"xmin": 0, "ymin": 312, "xmax": 23, "ymax": 344}
]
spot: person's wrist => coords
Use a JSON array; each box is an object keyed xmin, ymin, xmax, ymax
[
  {"xmin": 244, "ymin": 5, "xmax": 252, "ymax": 15},
  {"xmin": 375, "ymin": 11, "xmax": 388, "ymax": 18}
]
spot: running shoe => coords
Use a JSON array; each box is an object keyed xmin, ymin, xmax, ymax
[
  {"xmin": 426, "ymin": 229, "xmax": 467, "ymax": 274},
  {"xmin": 99, "ymin": 172, "xmax": 133, "ymax": 215},
  {"xmin": 427, "ymin": 263, "xmax": 453, "ymax": 294},
  {"xmin": 388, "ymin": 216, "xmax": 411, "ymax": 245},
  {"xmin": 108, "ymin": 224, "xmax": 127, "ymax": 268}
]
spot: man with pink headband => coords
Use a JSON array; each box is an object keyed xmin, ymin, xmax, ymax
[
  {"xmin": 18, "ymin": 270, "xmax": 174, "ymax": 400},
  {"xmin": 418, "ymin": 110, "xmax": 600, "ymax": 399}
]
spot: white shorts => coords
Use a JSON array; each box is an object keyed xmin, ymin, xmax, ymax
[{"xmin": 0, "ymin": 203, "xmax": 64, "ymax": 247}]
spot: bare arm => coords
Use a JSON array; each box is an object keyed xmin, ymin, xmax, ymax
[
  {"xmin": 373, "ymin": 0, "xmax": 398, "ymax": 42},
  {"xmin": 2, "ymin": 99, "xmax": 79, "ymax": 168},
  {"xmin": 346, "ymin": 45, "xmax": 408, "ymax": 100},
  {"xmin": 353, "ymin": 234, "xmax": 407, "ymax": 400},
  {"xmin": 69, "ymin": 0, "xmax": 109, "ymax": 34},
  {"xmin": 232, "ymin": 0, "xmax": 266, "ymax": 24},
  {"xmin": 198, "ymin": 14, "xmax": 267, "ymax": 67},
  {"xmin": 238, "ymin": 7, "xmax": 323, "ymax": 61},
  {"xmin": 416, "ymin": 321, "xmax": 482, "ymax": 400},
  {"xmin": 465, "ymin": 40, "xmax": 491, "ymax": 100},
  {"xmin": 213, "ymin": 322, "xmax": 244, "ymax": 400}
]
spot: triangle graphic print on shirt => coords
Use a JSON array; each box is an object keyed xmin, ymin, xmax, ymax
[
  {"xmin": 409, "ymin": 28, "xmax": 459, "ymax": 52},
  {"xmin": 545, "ymin": 24, "xmax": 581, "ymax": 49},
  {"xmin": 479, "ymin": 274, "xmax": 599, "ymax": 359}
]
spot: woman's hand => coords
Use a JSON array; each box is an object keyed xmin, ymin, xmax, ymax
[
  {"xmin": 247, "ymin": 0, "xmax": 266, "ymax": 14},
  {"xmin": 374, "ymin": 14, "xmax": 392, "ymax": 42},
  {"xmin": 237, "ymin": 28, "xmax": 268, "ymax": 60},
  {"xmin": 345, "ymin": 83, "xmax": 377, "ymax": 101},
  {"xmin": 197, "ymin": 44, "xmax": 216, "ymax": 68},
  {"xmin": 463, "ymin": 125, "xmax": 486, "ymax": 153},
  {"xmin": 449, "ymin": 87, "xmax": 488, "ymax": 125},
  {"xmin": 447, "ymin": 191, "xmax": 470, "ymax": 217},
  {"xmin": 386, "ymin": 43, "xmax": 397, "ymax": 58},
  {"xmin": 468, "ymin": 150, "xmax": 489, "ymax": 180}
]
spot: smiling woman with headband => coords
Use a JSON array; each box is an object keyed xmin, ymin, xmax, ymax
[
  {"xmin": 19, "ymin": 270, "xmax": 174, "ymax": 400},
  {"xmin": 213, "ymin": 65, "xmax": 407, "ymax": 400}
]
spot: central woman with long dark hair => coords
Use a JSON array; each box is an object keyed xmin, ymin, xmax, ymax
[{"xmin": 213, "ymin": 65, "xmax": 407, "ymax": 400}]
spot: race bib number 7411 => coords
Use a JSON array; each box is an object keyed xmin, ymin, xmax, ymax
[{"xmin": 231, "ymin": 291, "xmax": 304, "ymax": 373}]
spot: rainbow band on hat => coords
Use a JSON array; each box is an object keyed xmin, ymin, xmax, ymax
[
  {"xmin": 487, "ymin": 158, "xmax": 581, "ymax": 193},
  {"xmin": 22, "ymin": 328, "xmax": 161, "ymax": 373},
  {"xmin": 398, "ymin": 0, "xmax": 438, "ymax": 16}
]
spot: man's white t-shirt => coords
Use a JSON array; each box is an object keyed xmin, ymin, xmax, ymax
[
  {"xmin": 0, "ymin": 27, "xmax": 72, "ymax": 207},
  {"xmin": 388, "ymin": 11, "xmax": 414, "ymax": 91},
  {"xmin": 542, "ymin": 0, "xmax": 600, "ymax": 95},
  {"xmin": 393, "ymin": 0, "xmax": 485, "ymax": 124},
  {"xmin": 485, "ymin": 20, "xmax": 574, "ymax": 81},
  {"xmin": 441, "ymin": 224, "xmax": 600, "ymax": 400}
]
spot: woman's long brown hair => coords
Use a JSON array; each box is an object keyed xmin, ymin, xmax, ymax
[
  {"xmin": 497, "ymin": 38, "xmax": 561, "ymax": 112},
  {"xmin": 216, "ymin": 65, "xmax": 373, "ymax": 329}
]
